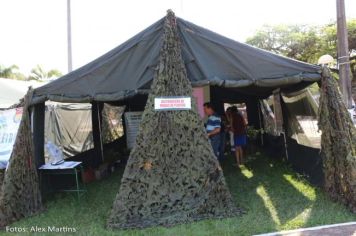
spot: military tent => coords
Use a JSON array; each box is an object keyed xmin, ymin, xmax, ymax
[
  {"xmin": 28, "ymin": 15, "xmax": 322, "ymax": 178},
  {"xmin": 2, "ymin": 11, "xmax": 356, "ymax": 228}
]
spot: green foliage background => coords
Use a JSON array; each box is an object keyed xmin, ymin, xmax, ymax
[{"xmin": 246, "ymin": 19, "xmax": 356, "ymax": 64}]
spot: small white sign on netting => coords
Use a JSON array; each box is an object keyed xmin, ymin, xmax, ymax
[{"xmin": 154, "ymin": 96, "xmax": 191, "ymax": 111}]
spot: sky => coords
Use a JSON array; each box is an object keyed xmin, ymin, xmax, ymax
[{"xmin": 1, "ymin": 0, "xmax": 356, "ymax": 76}]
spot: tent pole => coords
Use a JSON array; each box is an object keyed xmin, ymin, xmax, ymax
[
  {"xmin": 281, "ymin": 131, "xmax": 289, "ymax": 161},
  {"xmin": 32, "ymin": 103, "xmax": 45, "ymax": 168},
  {"xmin": 97, "ymin": 102, "xmax": 104, "ymax": 162},
  {"xmin": 272, "ymin": 89, "xmax": 289, "ymax": 160},
  {"xmin": 91, "ymin": 101, "xmax": 104, "ymax": 166},
  {"xmin": 257, "ymin": 101, "xmax": 264, "ymax": 146},
  {"xmin": 272, "ymin": 89, "xmax": 283, "ymax": 134}
]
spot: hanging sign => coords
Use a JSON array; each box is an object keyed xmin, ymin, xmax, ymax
[
  {"xmin": 0, "ymin": 108, "xmax": 23, "ymax": 169},
  {"xmin": 154, "ymin": 96, "xmax": 191, "ymax": 111},
  {"xmin": 124, "ymin": 111, "xmax": 143, "ymax": 149}
]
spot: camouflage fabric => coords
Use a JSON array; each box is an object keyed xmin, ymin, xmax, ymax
[
  {"xmin": 101, "ymin": 104, "xmax": 125, "ymax": 144},
  {"xmin": 0, "ymin": 89, "xmax": 43, "ymax": 228},
  {"xmin": 107, "ymin": 10, "xmax": 241, "ymax": 230},
  {"xmin": 0, "ymin": 170, "xmax": 4, "ymax": 189},
  {"xmin": 318, "ymin": 67, "xmax": 356, "ymax": 212}
]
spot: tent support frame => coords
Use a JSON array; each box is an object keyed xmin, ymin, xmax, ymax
[
  {"xmin": 32, "ymin": 102, "xmax": 45, "ymax": 168},
  {"xmin": 91, "ymin": 101, "xmax": 104, "ymax": 166}
]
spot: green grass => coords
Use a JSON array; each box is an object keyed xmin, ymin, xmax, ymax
[{"xmin": 5, "ymin": 152, "xmax": 356, "ymax": 236}]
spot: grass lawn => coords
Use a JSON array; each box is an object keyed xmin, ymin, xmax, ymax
[{"xmin": 6, "ymin": 152, "xmax": 356, "ymax": 236}]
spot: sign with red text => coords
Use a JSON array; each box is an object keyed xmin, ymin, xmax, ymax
[{"xmin": 154, "ymin": 97, "xmax": 191, "ymax": 111}]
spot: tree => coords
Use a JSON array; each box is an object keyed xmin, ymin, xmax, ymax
[
  {"xmin": 246, "ymin": 24, "xmax": 321, "ymax": 63},
  {"xmin": 28, "ymin": 65, "xmax": 62, "ymax": 81},
  {"xmin": 247, "ymin": 20, "xmax": 356, "ymax": 98},
  {"xmin": 322, "ymin": 20, "xmax": 356, "ymax": 101},
  {"xmin": 0, "ymin": 64, "xmax": 25, "ymax": 80},
  {"xmin": 347, "ymin": 20, "xmax": 356, "ymax": 52},
  {"xmin": 0, "ymin": 64, "xmax": 18, "ymax": 78},
  {"xmin": 246, "ymin": 19, "xmax": 356, "ymax": 64}
]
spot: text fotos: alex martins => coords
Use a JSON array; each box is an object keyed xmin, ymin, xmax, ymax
[{"xmin": 6, "ymin": 226, "xmax": 77, "ymax": 233}]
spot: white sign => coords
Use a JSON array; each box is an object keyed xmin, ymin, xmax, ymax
[
  {"xmin": 124, "ymin": 112, "xmax": 143, "ymax": 149},
  {"xmin": 0, "ymin": 108, "xmax": 23, "ymax": 169},
  {"xmin": 154, "ymin": 96, "xmax": 191, "ymax": 111}
]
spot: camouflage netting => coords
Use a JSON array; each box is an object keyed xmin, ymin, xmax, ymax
[
  {"xmin": 318, "ymin": 67, "xmax": 356, "ymax": 212},
  {"xmin": 0, "ymin": 170, "xmax": 4, "ymax": 190},
  {"xmin": 101, "ymin": 104, "xmax": 125, "ymax": 144},
  {"xmin": 107, "ymin": 10, "xmax": 241, "ymax": 230},
  {"xmin": 0, "ymin": 89, "xmax": 43, "ymax": 228}
]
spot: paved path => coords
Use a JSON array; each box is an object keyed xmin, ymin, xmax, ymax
[{"xmin": 256, "ymin": 222, "xmax": 356, "ymax": 236}]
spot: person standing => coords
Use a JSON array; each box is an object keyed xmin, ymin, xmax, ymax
[
  {"xmin": 203, "ymin": 102, "xmax": 221, "ymax": 159},
  {"xmin": 225, "ymin": 107, "xmax": 235, "ymax": 154},
  {"xmin": 228, "ymin": 106, "xmax": 247, "ymax": 166}
]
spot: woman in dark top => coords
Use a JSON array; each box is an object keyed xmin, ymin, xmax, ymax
[{"xmin": 227, "ymin": 106, "xmax": 247, "ymax": 166}]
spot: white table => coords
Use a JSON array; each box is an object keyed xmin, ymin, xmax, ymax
[
  {"xmin": 39, "ymin": 161, "xmax": 81, "ymax": 170},
  {"xmin": 39, "ymin": 161, "xmax": 85, "ymax": 199}
]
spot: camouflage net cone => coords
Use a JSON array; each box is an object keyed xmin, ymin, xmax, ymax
[
  {"xmin": 107, "ymin": 10, "xmax": 240, "ymax": 230},
  {"xmin": 0, "ymin": 89, "xmax": 43, "ymax": 228},
  {"xmin": 318, "ymin": 67, "xmax": 356, "ymax": 212},
  {"xmin": 0, "ymin": 170, "xmax": 4, "ymax": 190}
]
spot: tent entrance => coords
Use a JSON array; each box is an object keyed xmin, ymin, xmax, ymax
[
  {"xmin": 209, "ymin": 86, "xmax": 323, "ymax": 186},
  {"xmin": 31, "ymin": 84, "xmax": 324, "ymax": 191}
]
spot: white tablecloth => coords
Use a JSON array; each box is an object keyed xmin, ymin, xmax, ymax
[{"xmin": 39, "ymin": 161, "xmax": 82, "ymax": 170}]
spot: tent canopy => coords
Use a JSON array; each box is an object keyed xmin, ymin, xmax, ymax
[{"xmin": 32, "ymin": 16, "xmax": 321, "ymax": 104}]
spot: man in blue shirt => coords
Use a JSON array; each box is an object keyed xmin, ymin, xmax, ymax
[{"xmin": 203, "ymin": 102, "xmax": 221, "ymax": 159}]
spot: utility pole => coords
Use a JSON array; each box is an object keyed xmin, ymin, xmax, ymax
[
  {"xmin": 67, "ymin": 0, "xmax": 73, "ymax": 72},
  {"xmin": 336, "ymin": 0, "xmax": 352, "ymax": 108}
]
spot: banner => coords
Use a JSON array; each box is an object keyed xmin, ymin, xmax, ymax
[
  {"xmin": 124, "ymin": 112, "xmax": 143, "ymax": 149},
  {"xmin": 192, "ymin": 87, "xmax": 205, "ymax": 118},
  {"xmin": 0, "ymin": 108, "xmax": 23, "ymax": 168}
]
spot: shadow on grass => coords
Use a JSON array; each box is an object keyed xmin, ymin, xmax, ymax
[
  {"xmin": 222, "ymin": 150, "xmax": 356, "ymax": 234},
  {"xmin": 221, "ymin": 151, "xmax": 311, "ymax": 234},
  {"xmin": 221, "ymin": 154, "xmax": 279, "ymax": 235},
  {"xmin": 244, "ymin": 156, "xmax": 312, "ymax": 225}
]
